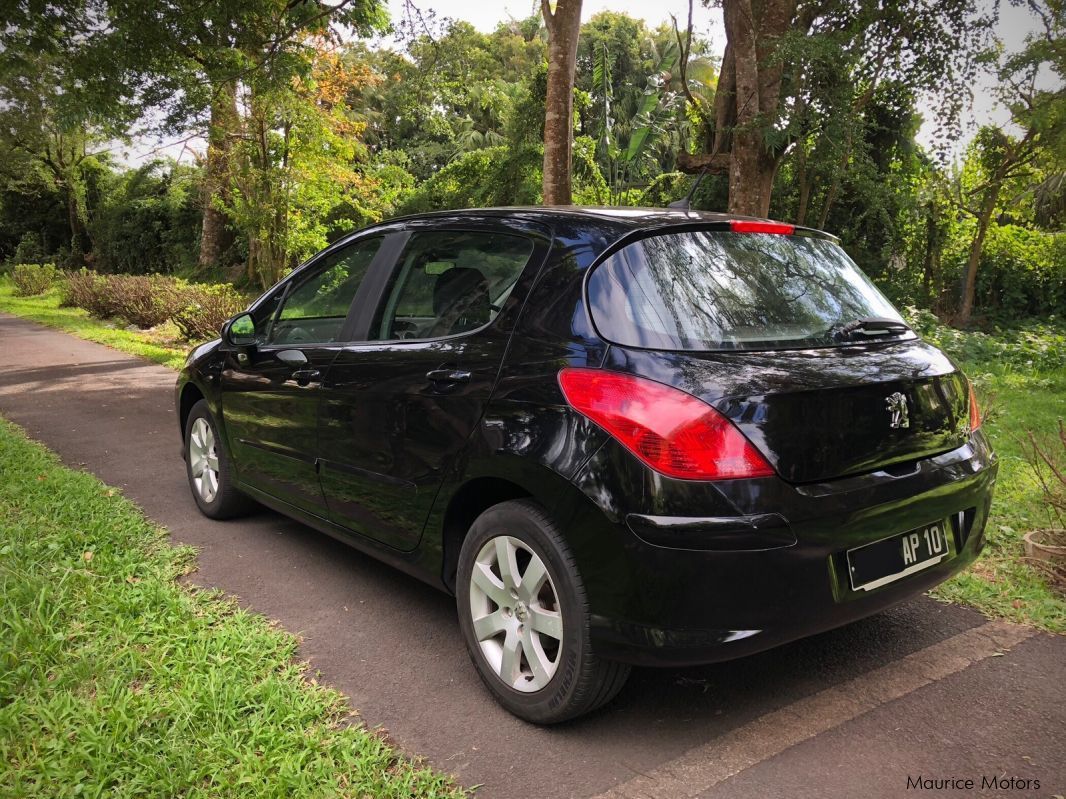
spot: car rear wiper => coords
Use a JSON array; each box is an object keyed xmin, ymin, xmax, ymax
[{"xmin": 827, "ymin": 317, "xmax": 911, "ymax": 342}]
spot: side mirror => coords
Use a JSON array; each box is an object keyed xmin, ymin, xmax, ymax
[{"xmin": 224, "ymin": 312, "xmax": 257, "ymax": 347}]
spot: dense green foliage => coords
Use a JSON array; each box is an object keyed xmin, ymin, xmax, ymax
[
  {"xmin": 0, "ymin": 2, "xmax": 1060, "ymax": 322},
  {"xmin": 970, "ymin": 226, "xmax": 1066, "ymax": 318},
  {"xmin": 0, "ymin": 416, "xmax": 465, "ymax": 797},
  {"xmin": 904, "ymin": 307, "xmax": 1066, "ymax": 373},
  {"xmin": 90, "ymin": 163, "xmax": 203, "ymax": 275}
]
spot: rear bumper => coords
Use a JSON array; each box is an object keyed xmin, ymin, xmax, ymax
[{"xmin": 563, "ymin": 435, "xmax": 997, "ymax": 667}]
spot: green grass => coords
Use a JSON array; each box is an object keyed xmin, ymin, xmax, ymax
[
  {"xmin": 909, "ymin": 312, "xmax": 1066, "ymax": 632},
  {"xmin": 929, "ymin": 360, "xmax": 1066, "ymax": 632},
  {"xmin": 0, "ymin": 279, "xmax": 191, "ymax": 369},
  {"xmin": 0, "ymin": 416, "xmax": 465, "ymax": 798}
]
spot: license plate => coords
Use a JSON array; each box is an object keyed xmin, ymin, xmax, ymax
[{"xmin": 847, "ymin": 521, "xmax": 949, "ymax": 591}]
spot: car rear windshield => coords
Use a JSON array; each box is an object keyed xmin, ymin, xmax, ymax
[{"xmin": 587, "ymin": 230, "xmax": 911, "ymax": 351}]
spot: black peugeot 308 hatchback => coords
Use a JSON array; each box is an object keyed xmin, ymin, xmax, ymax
[{"xmin": 176, "ymin": 207, "xmax": 997, "ymax": 723}]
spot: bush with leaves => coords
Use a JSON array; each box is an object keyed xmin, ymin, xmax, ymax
[
  {"xmin": 62, "ymin": 271, "xmax": 182, "ymax": 328},
  {"xmin": 61, "ymin": 269, "xmax": 118, "ymax": 318},
  {"xmin": 171, "ymin": 283, "xmax": 247, "ymax": 341},
  {"xmin": 970, "ymin": 226, "xmax": 1066, "ymax": 320},
  {"xmin": 60, "ymin": 270, "xmax": 247, "ymax": 338},
  {"xmin": 11, "ymin": 263, "xmax": 58, "ymax": 296},
  {"xmin": 105, "ymin": 274, "xmax": 184, "ymax": 329}
]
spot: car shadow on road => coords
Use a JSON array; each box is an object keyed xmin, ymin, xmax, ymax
[{"xmin": 0, "ymin": 358, "xmax": 163, "ymax": 389}]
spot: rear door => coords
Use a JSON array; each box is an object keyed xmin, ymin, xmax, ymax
[
  {"xmin": 220, "ymin": 235, "xmax": 387, "ymax": 513},
  {"xmin": 318, "ymin": 224, "xmax": 547, "ymax": 550}
]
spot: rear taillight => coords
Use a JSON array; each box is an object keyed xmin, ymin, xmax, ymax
[
  {"xmin": 557, "ymin": 368, "xmax": 775, "ymax": 480},
  {"xmin": 729, "ymin": 220, "xmax": 795, "ymax": 235},
  {"xmin": 968, "ymin": 383, "xmax": 982, "ymax": 433}
]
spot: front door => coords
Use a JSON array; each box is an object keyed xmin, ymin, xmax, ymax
[
  {"xmin": 220, "ymin": 235, "xmax": 385, "ymax": 514},
  {"xmin": 318, "ymin": 228, "xmax": 540, "ymax": 550}
]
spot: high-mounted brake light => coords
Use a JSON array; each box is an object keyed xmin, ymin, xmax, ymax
[
  {"xmin": 729, "ymin": 220, "xmax": 795, "ymax": 235},
  {"xmin": 968, "ymin": 383, "xmax": 982, "ymax": 433},
  {"xmin": 558, "ymin": 368, "xmax": 775, "ymax": 480}
]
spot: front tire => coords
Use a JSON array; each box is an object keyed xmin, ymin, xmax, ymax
[
  {"xmin": 456, "ymin": 499, "xmax": 630, "ymax": 723},
  {"xmin": 184, "ymin": 399, "xmax": 254, "ymax": 519}
]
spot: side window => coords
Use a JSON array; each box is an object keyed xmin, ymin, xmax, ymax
[
  {"xmin": 370, "ymin": 230, "xmax": 533, "ymax": 341},
  {"xmin": 269, "ymin": 237, "xmax": 382, "ymax": 345}
]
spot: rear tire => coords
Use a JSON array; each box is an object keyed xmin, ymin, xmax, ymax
[
  {"xmin": 184, "ymin": 399, "xmax": 254, "ymax": 519},
  {"xmin": 456, "ymin": 499, "xmax": 630, "ymax": 723}
]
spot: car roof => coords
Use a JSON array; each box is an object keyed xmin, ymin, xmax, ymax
[
  {"xmin": 387, "ymin": 205, "xmax": 755, "ymax": 229},
  {"xmin": 379, "ymin": 205, "xmax": 833, "ymax": 240}
]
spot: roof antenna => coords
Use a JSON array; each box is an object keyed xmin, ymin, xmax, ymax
[{"xmin": 668, "ymin": 165, "xmax": 710, "ymax": 210}]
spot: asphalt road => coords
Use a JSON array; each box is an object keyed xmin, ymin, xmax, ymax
[{"xmin": 1, "ymin": 312, "xmax": 1063, "ymax": 798}]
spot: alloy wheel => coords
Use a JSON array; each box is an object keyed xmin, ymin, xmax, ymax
[
  {"xmin": 468, "ymin": 535, "xmax": 564, "ymax": 693},
  {"xmin": 188, "ymin": 417, "xmax": 220, "ymax": 503}
]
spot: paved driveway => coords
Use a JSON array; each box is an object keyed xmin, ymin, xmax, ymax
[{"xmin": 1, "ymin": 313, "xmax": 1063, "ymax": 798}]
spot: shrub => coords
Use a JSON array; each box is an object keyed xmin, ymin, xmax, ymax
[
  {"xmin": 60, "ymin": 269, "xmax": 247, "ymax": 339},
  {"xmin": 106, "ymin": 274, "xmax": 183, "ymax": 329},
  {"xmin": 61, "ymin": 271, "xmax": 183, "ymax": 328},
  {"xmin": 171, "ymin": 283, "xmax": 247, "ymax": 341},
  {"xmin": 11, "ymin": 263, "xmax": 58, "ymax": 296},
  {"xmin": 1024, "ymin": 420, "xmax": 1066, "ymax": 532},
  {"xmin": 61, "ymin": 269, "xmax": 117, "ymax": 317}
]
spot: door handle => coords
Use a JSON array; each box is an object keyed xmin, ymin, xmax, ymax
[
  {"xmin": 426, "ymin": 368, "xmax": 471, "ymax": 384},
  {"xmin": 292, "ymin": 368, "xmax": 321, "ymax": 386},
  {"xmin": 277, "ymin": 349, "xmax": 309, "ymax": 366}
]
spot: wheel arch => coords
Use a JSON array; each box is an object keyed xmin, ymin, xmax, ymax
[
  {"xmin": 439, "ymin": 476, "xmax": 532, "ymax": 593},
  {"xmin": 177, "ymin": 379, "xmax": 232, "ymax": 461},
  {"xmin": 178, "ymin": 381, "xmax": 205, "ymax": 438}
]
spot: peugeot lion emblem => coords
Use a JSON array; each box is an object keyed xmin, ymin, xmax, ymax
[{"xmin": 885, "ymin": 392, "xmax": 910, "ymax": 429}]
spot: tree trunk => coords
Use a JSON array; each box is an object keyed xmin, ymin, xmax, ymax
[
  {"xmin": 541, "ymin": 0, "xmax": 583, "ymax": 205},
  {"xmin": 43, "ymin": 141, "xmax": 91, "ymax": 264},
  {"xmin": 729, "ymin": 131, "xmax": 778, "ymax": 215},
  {"xmin": 198, "ymin": 82, "xmax": 238, "ymax": 271},
  {"xmin": 711, "ymin": 42, "xmax": 735, "ymax": 158},
  {"xmin": 817, "ymin": 173, "xmax": 840, "ymax": 230},
  {"xmin": 920, "ymin": 202, "xmax": 941, "ymax": 304},
  {"xmin": 61, "ymin": 179, "xmax": 91, "ymax": 261},
  {"xmin": 795, "ymin": 142, "xmax": 811, "ymax": 226},
  {"xmin": 720, "ymin": 0, "xmax": 796, "ymax": 217},
  {"xmin": 792, "ymin": 91, "xmax": 811, "ymax": 226},
  {"xmin": 66, "ymin": 188, "xmax": 83, "ymax": 259},
  {"xmin": 957, "ymin": 185, "xmax": 1001, "ymax": 326}
]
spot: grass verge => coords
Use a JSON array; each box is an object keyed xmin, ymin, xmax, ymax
[
  {"xmin": 909, "ymin": 313, "xmax": 1066, "ymax": 632},
  {"xmin": 0, "ymin": 278, "xmax": 191, "ymax": 369},
  {"xmin": 929, "ymin": 360, "xmax": 1066, "ymax": 632},
  {"xmin": 0, "ymin": 416, "xmax": 464, "ymax": 798}
]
